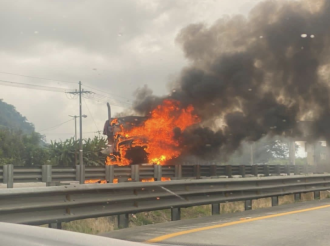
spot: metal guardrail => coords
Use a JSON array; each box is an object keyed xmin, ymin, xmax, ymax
[
  {"xmin": 0, "ymin": 174, "xmax": 329, "ymax": 229},
  {"xmin": 1, "ymin": 163, "xmax": 329, "ymax": 188}
]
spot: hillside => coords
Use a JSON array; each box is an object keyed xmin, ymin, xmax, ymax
[
  {"xmin": 0, "ymin": 99, "xmax": 47, "ymax": 166},
  {"xmin": 0, "ymin": 99, "xmax": 35, "ymax": 134}
]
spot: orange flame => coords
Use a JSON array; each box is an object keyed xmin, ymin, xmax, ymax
[
  {"xmin": 141, "ymin": 177, "xmax": 171, "ymax": 182},
  {"xmin": 84, "ymin": 179, "xmax": 107, "ymax": 184},
  {"xmin": 106, "ymin": 99, "xmax": 199, "ymax": 165},
  {"xmin": 141, "ymin": 178, "xmax": 155, "ymax": 182},
  {"xmin": 84, "ymin": 177, "xmax": 171, "ymax": 184}
]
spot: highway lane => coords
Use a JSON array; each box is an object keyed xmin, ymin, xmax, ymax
[
  {"xmin": 0, "ymin": 182, "xmax": 46, "ymax": 189},
  {"xmin": 0, "ymin": 181, "xmax": 79, "ymax": 189},
  {"xmin": 102, "ymin": 199, "xmax": 330, "ymax": 246}
]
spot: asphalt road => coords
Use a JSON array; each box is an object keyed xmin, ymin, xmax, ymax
[
  {"xmin": 0, "ymin": 182, "xmax": 46, "ymax": 189},
  {"xmin": 0, "ymin": 181, "xmax": 79, "ymax": 189},
  {"xmin": 102, "ymin": 199, "xmax": 330, "ymax": 246}
]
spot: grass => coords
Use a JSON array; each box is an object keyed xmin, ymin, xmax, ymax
[
  {"xmin": 62, "ymin": 217, "xmax": 116, "ymax": 234},
  {"xmin": 252, "ymin": 198, "xmax": 271, "ymax": 209},
  {"xmin": 320, "ymin": 190, "xmax": 330, "ymax": 199},
  {"xmin": 61, "ymin": 206, "xmax": 213, "ymax": 234},
  {"xmin": 130, "ymin": 209, "xmax": 171, "ymax": 227},
  {"xmin": 182, "ymin": 205, "xmax": 211, "ymax": 219},
  {"xmin": 59, "ymin": 191, "xmax": 330, "ymax": 235},
  {"xmin": 221, "ymin": 201, "xmax": 245, "ymax": 214},
  {"xmin": 300, "ymin": 192, "xmax": 314, "ymax": 201},
  {"xmin": 279, "ymin": 194, "xmax": 295, "ymax": 205}
]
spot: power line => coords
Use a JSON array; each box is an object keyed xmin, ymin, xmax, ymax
[
  {"xmin": 91, "ymin": 92, "xmax": 132, "ymax": 105},
  {"xmin": 92, "ymin": 92, "xmax": 132, "ymax": 106},
  {"xmin": 42, "ymin": 131, "xmax": 101, "ymax": 135},
  {"xmin": 83, "ymin": 97, "xmax": 99, "ymax": 132},
  {"xmin": 0, "ymin": 79, "xmax": 70, "ymax": 92},
  {"xmin": 0, "ymin": 78, "xmax": 131, "ymax": 108},
  {"xmin": 39, "ymin": 119, "xmax": 73, "ymax": 132},
  {"xmin": 83, "ymin": 84, "xmax": 132, "ymax": 101},
  {"xmin": 0, "ymin": 71, "xmax": 76, "ymax": 84},
  {"xmin": 0, "ymin": 70, "xmax": 134, "ymax": 104},
  {"xmin": 0, "ymin": 70, "xmax": 133, "ymax": 101},
  {"xmin": 84, "ymin": 96, "xmax": 130, "ymax": 108}
]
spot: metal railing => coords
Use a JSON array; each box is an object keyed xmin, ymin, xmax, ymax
[
  {"xmin": 1, "ymin": 163, "xmax": 329, "ymax": 188},
  {"xmin": 0, "ymin": 174, "xmax": 329, "ymax": 229}
]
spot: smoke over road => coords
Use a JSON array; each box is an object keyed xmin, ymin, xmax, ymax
[{"xmin": 132, "ymin": 0, "xmax": 330, "ymax": 160}]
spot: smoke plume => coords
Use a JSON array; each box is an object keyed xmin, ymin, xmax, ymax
[{"xmin": 133, "ymin": 0, "xmax": 330, "ymax": 160}]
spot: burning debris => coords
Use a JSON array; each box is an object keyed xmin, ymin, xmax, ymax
[{"xmin": 104, "ymin": 0, "xmax": 330, "ymax": 165}]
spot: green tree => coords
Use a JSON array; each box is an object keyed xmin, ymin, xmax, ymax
[
  {"xmin": 0, "ymin": 129, "xmax": 48, "ymax": 166},
  {"xmin": 48, "ymin": 137, "xmax": 107, "ymax": 166},
  {"xmin": 83, "ymin": 137, "xmax": 107, "ymax": 166}
]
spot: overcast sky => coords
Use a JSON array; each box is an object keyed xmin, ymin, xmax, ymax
[{"xmin": 0, "ymin": 0, "xmax": 262, "ymax": 142}]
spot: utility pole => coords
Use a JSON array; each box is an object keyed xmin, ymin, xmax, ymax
[
  {"xmin": 69, "ymin": 115, "xmax": 87, "ymax": 141},
  {"xmin": 69, "ymin": 115, "xmax": 78, "ymax": 141},
  {"xmin": 79, "ymin": 81, "xmax": 83, "ymax": 184},
  {"xmin": 69, "ymin": 115, "xmax": 87, "ymax": 166},
  {"xmin": 66, "ymin": 82, "xmax": 92, "ymax": 184}
]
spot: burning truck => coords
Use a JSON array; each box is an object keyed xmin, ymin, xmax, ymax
[
  {"xmin": 103, "ymin": 114, "xmax": 148, "ymax": 165},
  {"xmin": 101, "ymin": 100, "xmax": 200, "ymax": 166}
]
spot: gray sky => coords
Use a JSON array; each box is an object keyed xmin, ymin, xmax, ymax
[{"xmin": 0, "ymin": 0, "xmax": 261, "ymax": 142}]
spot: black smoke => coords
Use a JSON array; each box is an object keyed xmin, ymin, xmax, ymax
[{"xmin": 133, "ymin": 0, "xmax": 330, "ymax": 160}]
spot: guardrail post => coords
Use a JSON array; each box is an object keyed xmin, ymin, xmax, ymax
[
  {"xmin": 76, "ymin": 165, "xmax": 80, "ymax": 181},
  {"xmin": 210, "ymin": 165, "xmax": 217, "ymax": 176},
  {"xmin": 225, "ymin": 165, "xmax": 232, "ymax": 178},
  {"xmin": 81, "ymin": 165, "xmax": 85, "ymax": 184},
  {"xmin": 3, "ymin": 165, "xmax": 7, "ymax": 184},
  {"xmin": 3, "ymin": 164, "xmax": 13, "ymax": 188},
  {"xmin": 49, "ymin": 222, "xmax": 62, "ymax": 229},
  {"xmin": 154, "ymin": 165, "xmax": 162, "ymax": 181},
  {"xmin": 239, "ymin": 165, "xmax": 245, "ymax": 177},
  {"xmin": 171, "ymin": 207, "xmax": 181, "ymax": 221},
  {"xmin": 175, "ymin": 164, "xmax": 182, "ymax": 179},
  {"xmin": 117, "ymin": 214, "xmax": 129, "ymax": 229},
  {"xmin": 212, "ymin": 203, "xmax": 220, "ymax": 215},
  {"xmin": 252, "ymin": 165, "xmax": 258, "ymax": 177},
  {"xmin": 311, "ymin": 165, "xmax": 317, "ymax": 174},
  {"xmin": 272, "ymin": 196, "xmax": 278, "ymax": 206},
  {"xmin": 105, "ymin": 165, "xmax": 114, "ymax": 183},
  {"xmin": 42, "ymin": 165, "xmax": 52, "ymax": 186},
  {"xmin": 194, "ymin": 165, "xmax": 201, "ymax": 179},
  {"xmin": 304, "ymin": 164, "xmax": 309, "ymax": 174},
  {"xmin": 314, "ymin": 191, "xmax": 320, "ymax": 200},
  {"xmin": 264, "ymin": 165, "xmax": 269, "ymax": 176},
  {"xmin": 245, "ymin": 200, "xmax": 252, "ymax": 210},
  {"xmin": 285, "ymin": 164, "xmax": 290, "ymax": 176},
  {"xmin": 294, "ymin": 193, "xmax": 301, "ymax": 201},
  {"xmin": 76, "ymin": 165, "xmax": 85, "ymax": 183},
  {"xmin": 116, "ymin": 177, "xmax": 130, "ymax": 228},
  {"xmin": 275, "ymin": 165, "xmax": 280, "ymax": 176},
  {"xmin": 131, "ymin": 165, "xmax": 140, "ymax": 182}
]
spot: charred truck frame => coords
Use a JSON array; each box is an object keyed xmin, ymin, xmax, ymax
[{"xmin": 102, "ymin": 103, "xmax": 148, "ymax": 165}]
